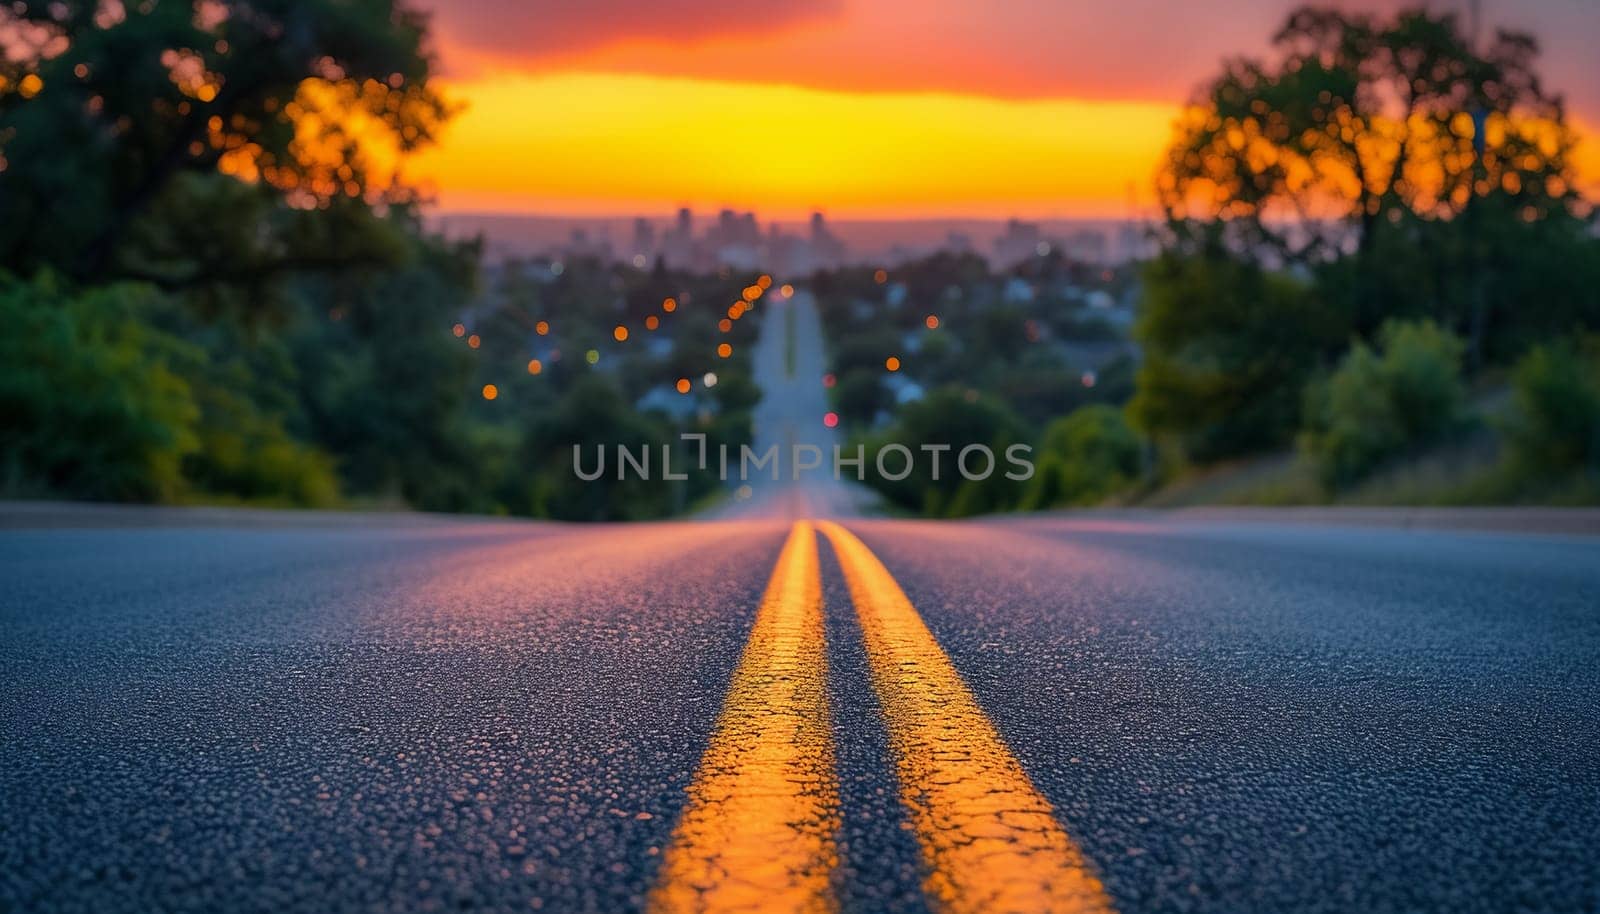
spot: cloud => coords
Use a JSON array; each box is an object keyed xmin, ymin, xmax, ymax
[
  {"xmin": 424, "ymin": 0, "xmax": 1599, "ymax": 122},
  {"xmin": 429, "ymin": 0, "xmax": 842, "ymax": 63}
]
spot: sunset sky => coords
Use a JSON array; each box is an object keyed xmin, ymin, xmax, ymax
[{"xmin": 409, "ymin": 0, "xmax": 1600, "ymax": 219}]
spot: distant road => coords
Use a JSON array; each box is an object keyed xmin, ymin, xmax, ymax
[
  {"xmin": 4, "ymin": 293, "xmax": 1600, "ymax": 912},
  {"xmin": 705, "ymin": 288, "xmax": 878, "ymax": 519}
]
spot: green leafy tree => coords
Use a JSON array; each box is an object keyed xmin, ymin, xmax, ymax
[
  {"xmin": 520, "ymin": 376, "xmax": 676, "ymax": 521},
  {"xmin": 0, "ymin": 278, "xmax": 198, "ymax": 500},
  {"xmin": 833, "ymin": 370, "xmax": 892, "ymax": 427},
  {"xmin": 288, "ymin": 228, "xmax": 483, "ymax": 509},
  {"xmin": 0, "ymin": 0, "xmax": 449, "ymax": 293},
  {"xmin": 863, "ymin": 388, "xmax": 1029, "ymax": 517},
  {"xmin": 1129, "ymin": 244, "xmax": 1345, "ymax": 462},
  {"xmin": 1159, "ymin": 5, "xmax": 1593, "ymax": 366},
  {"xmin": 1161, "ymin": 6, "xmax": 1581, "ymax": 256}
]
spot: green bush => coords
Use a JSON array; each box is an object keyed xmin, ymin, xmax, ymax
[
  {"xmin": 863, "ymin": 388, "xmax": 1029, "ymax": 517},
  {"xmin": 0, "ymin": 277, "xmax": 343, "ymax": 506},
  {"xmin": 1020, "ymin": 404, "xmax": 1142, "ymax": 508},
  {"xmin": 1300, "ymin": 320, "xmax": 1469, "ymax": 487},
  {"xmin": 832, "ymin": 369, "xmax": 892, "ymax": 427},
  {"xmin": 519, "ymin": 375, "xmax": 677, "ymax": 521},
  {"xmin": 1503, "ymin": 338, "xmax": 1600, "ymax": 474},
  {"xmin": 182, "ymin": 383, "xmax": 341, "ymax": 507},
  {"xmin": 0, "ymin": 278, "xmax": 199, "ymax": 500}
]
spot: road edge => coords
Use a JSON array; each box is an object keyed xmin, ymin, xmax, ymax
[
  {"xmin": 0, "ymin": 499, "xmax": 547, "ymax": 530},
  {"xmin": 1016, "ymin": 505, "xmax": 1600, "ymax": 537}
]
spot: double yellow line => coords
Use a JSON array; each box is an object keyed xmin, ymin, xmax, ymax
[{"xmin": 650, "ymin": 521, "xmax": 1113, "ymax": 914}]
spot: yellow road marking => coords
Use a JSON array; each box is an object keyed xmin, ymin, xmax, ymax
[
  {"xmin": 650, "ymin": 521, "xmax": 840, "ymax": 914},
  {"xmin": 816, "ymin": 521, "xmax": 1114, "ymax": 914}
]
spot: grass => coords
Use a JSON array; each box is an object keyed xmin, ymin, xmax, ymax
[
  {"xmin": 1130, "ymin": 429, "xmax": 1599, "ymax": 509},
  {"xmin": 1131, "ymin": 454, "xmax": 1321, "ymax": 507}
]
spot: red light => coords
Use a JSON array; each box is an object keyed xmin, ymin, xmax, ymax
[
  {"xmin": 823, "ymin": 412, "xmax": 839, "ymax": 428},
  {"xmin": 822, "ymin": 373, "xmax": 836, "ymax": 389}
]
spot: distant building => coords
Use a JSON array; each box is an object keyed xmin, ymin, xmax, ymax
[
  {"xmin": 994, "ymin": 219, "xmax": 1043, "ymax": 267},
  {"xmin": 809, "ymin": 212, "xmax": 847, "ymax": 270},
  {"xmin": 1062, "ymin": 229, "xmax": 1108, "ymax": 265},
  {"xmin": 1117, "ymin": 222, "xmax": 1155, "ymax": 263},
  {"xmin": 562, "ymin": 227, "xmax": 613, "ymax": 262},
  {"xmin": 630, "ymin": 218, "xmax": 657, "ymax": 267},
  {"xmin": 661, "ymin": 207, "xmax": 696, "ymax": 269},
  {"xmin": 766, "ymin": 225, "xmax": 812, "ymax": 277}
]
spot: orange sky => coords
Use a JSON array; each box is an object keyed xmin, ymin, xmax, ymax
[{"xmin": 409, "ymin": 0, "xmax": 1600, "ymax": 218}]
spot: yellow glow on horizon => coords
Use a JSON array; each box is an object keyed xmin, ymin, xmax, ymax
[{"xmin": 411, "ymin": 72, "xmax": 1174, "ymax": 218}]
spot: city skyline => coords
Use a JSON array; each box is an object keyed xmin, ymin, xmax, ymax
[{"xmin": 434, "ymin": 207, "xmax": 1158, "ymax": 270}]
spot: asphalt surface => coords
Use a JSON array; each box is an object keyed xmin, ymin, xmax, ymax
[
  {"xmin": 5, "ymin": 298, "xmax": 1600, "ymax": 913},
  {"xmin": 3, "ymin": 515, "xmax": 1598, "ymax": 913}
]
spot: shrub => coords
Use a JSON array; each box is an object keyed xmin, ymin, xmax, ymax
[
  {"xmin": 1300, "ymin": 319, "xmax": 1469, "ymax": 487},
  {"xmin": 1503, "ymin": 338, "xmax": 1600, "ymax": 474},
  {"xmin": 863, "ymin": 388, "xmax": 1029, "ymax": 517},
  {"xmin": 0, "ymin": 278, "xmax": 200, "ymax": 500},
  {"xmin": 0, "ymin": 277, "xmax": 342, "ymax": 506},
  {"xmin": 1020, "ymin": 405, "xmax": 1141, "ymax": 508},
  {"xmin": 182, "ymin": 383, "xmax": 341, "ymax": 507}
]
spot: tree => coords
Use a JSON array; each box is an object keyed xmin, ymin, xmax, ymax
[
  {"xmin": 1161, "ymin": 6, "xmax": 1582, "ymax": 259},
  {"xmin": 1157, "ymin": 6, "xmax": 1594, "ymax": 366},
  {"xmin": 832, "ymin": 370, "xmax": 892, "ymax": 427},
  {"xmin": 0, "ymin": 278, "xmax": 198, "ymax": 500},
  {"xmin": 863, "ymin": 388, "xmax": 1029, "ymax": 517},
  {"xmin": 0, "ymin": 0, "xmax": 450, "ymax": 293},
  {"xmin": 1128, "ymin": 243, "xmax": 1346, "ymax": 462},
  {"xmin": 288, "ymin": 227, "xmax": 484, "ymax": 509},
  {"xmin": 519, "ymin": 376, "xmax": 675, "ymax": 521}
]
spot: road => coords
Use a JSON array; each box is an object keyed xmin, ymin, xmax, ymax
[
  {"xmin": 707, "ymin": 288, "xmax": 877, "ymax": 519},
  {"xmin": 4, "ymin": 296, "xmax": 1600, "ymax": 913}
]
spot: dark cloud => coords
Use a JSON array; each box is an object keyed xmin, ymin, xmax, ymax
[{"xmin": 429, "ymin": 0, "xmax": 842, "ymax": 60}]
